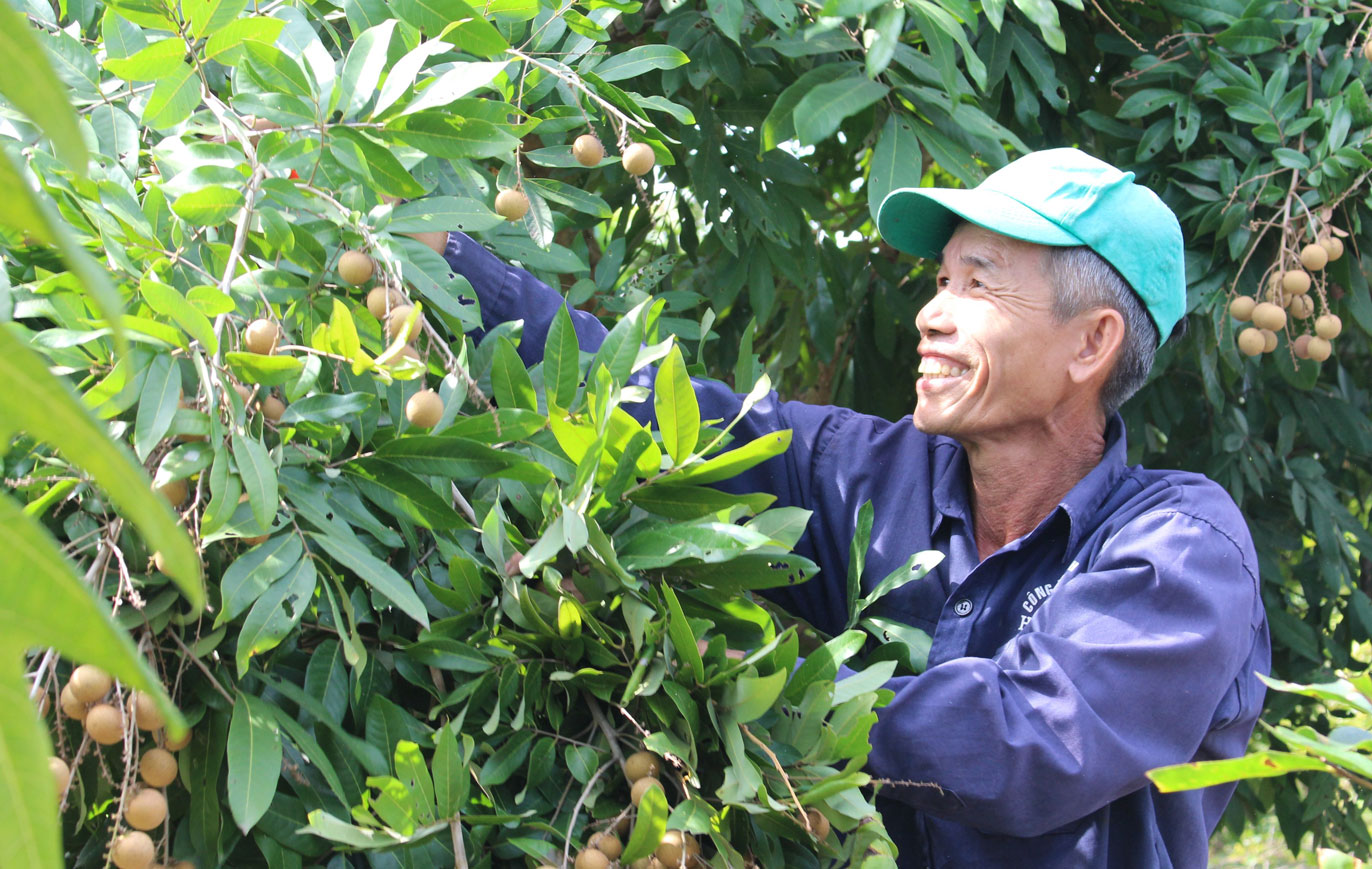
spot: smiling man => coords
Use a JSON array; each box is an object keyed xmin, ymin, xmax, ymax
[{"xmin": 442, "ymin": 148, "xmax": 1270, "ymax": 867}]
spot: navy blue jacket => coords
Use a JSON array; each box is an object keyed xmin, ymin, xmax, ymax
[{"xmin": 443, "ymin": 233, "xmax": 1270, "ymax": 868}]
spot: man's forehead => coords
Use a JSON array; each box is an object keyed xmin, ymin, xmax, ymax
[{"xmin": 937, "ymin": 223, "xmax": 1047, "ymax": 270}]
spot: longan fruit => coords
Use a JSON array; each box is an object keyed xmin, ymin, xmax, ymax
[
  {"xmin": 573, "ymin": 134, "xmax": 605, "ymax": 167},
  {"xmin": 133, "ymin": 691, "xmax": 165, "ymax": 731},
  {"xmin": 170, "ymin": 863, "xmax": 196, "ymax": 869},
  {"xmin": 156, "ymin": 478, "xmax": 188, "ymax": 507},
  {"xmin": 243, "ymin": 319, "xmax": 279, "ymax": 355},
  {"xmin": 1228, "ymin": 295, "xmax": 1256, "ymax": 321},
  {"xmin": 366, "ymin": 286, "xmax": 403, "ymax": 320},
  {"xmin": 403, "ymin": 230, "xmax": 448, "ymax": 256},
  {"xmin": 1315, "ymin": 313, "xmax": 1343, "ymax": 339},
  {"xmin": 1300, "ymin": 243, "xmax": 1329, "ymax": 271},
  {"xmin": 655, "ymin": 830, "xmax": 700, "ymax": 868},
  {"xmin": 337, "ymin": 250, "xmax": 374, "ymax": 286},
  {"xmin": 1293, "ymin": 334, "xmax": 1313, "ymax": 359},
  {"xmin": 85, "ymin": 703, "xmax": 125, "ymax": 745},
  {"xmin": 630, "ymin": 775, "xmax": 662, "ymax": 806},
  {"xmin": 69, "ymin": 665, "xmax": 112, "ymax": 704},
  {"xmin": 61, "ymin": 684, "xmax": 89, "ymax": 720},
  {"xmin": 589, "ymin": 832, "xmax": 623, "ymax": 860},
  {"xmin": 1307, "ymin": 336, "xmax": 1333, "ymax": 361},
  {"xmin": 140, "ymin": 748, "xmax": 178, "ymax": 788},
  {"xmin": 50, "ymin": 757, "xmax": 70, "ymax": 794},
  {"xmin": 111, "ymin": 831, "xmax": 155, "ymax": 869},
  {"xmin": 622, "ymin": 142, "xmax": 656, "ymax": 176},
  {"xmin": 386, "ymin": 305, "xmax": 425, "ymax": 342},
  {"xmin": 1286, "ymin": 293, "xmax": 1314, "ymax": 319},
  {"xmin": 613, "ymin": 814, "xmax": 631, "ymax": 837},
  {"xmin": 259, "ymin": 395, "xmax": 286, "ymax": 423},
  {"xmin": 1250, "ymin": 302, "xmax": 1286, "ymax": 332},
  {"xmin": 152, "ymin": 551, "xmax": 168, "ymax": 573},
  {"xmin": 1236, "ymin": 327, "xmax": 1266, "ymax": 356},
  {"xmin": 232, "ymin": 382, "xmax": 253, "ymax": 405},
  {"xmin": 494, "ymin": 189, "xmax": 530, "ymax": 221},
  {"xmin": 1261, "ymin": 329, "xmax": 1278, "ymax": 353},
  {"xmin": 1320, "ymin": 236, "xmax": 1345, "ymax": 262},
  {"xmin": 624, "ymin": 750, "xmax": 663, "ymax": 782},
  {"xmin": 125, "ymin": 787, "xmax": 168, "ymax": 830},
  {"xmin": 575, "ymin": 849, "xmax": 611, "ymax": 869},
  {"xmin": 405, "ymin": 390, "xmax": 443, "ymax": 428},
  {"xmin": 805, "ymin": 807, "xmax": 831, "ymax": 840},
  {"xmin": 1365, "ymin": 41, "xmax": 1372, "ymax": 62},
  {"xmin": 163, "ymin": 727, "xmax": 192, "ymax": 751},
  {"xmin": 1282, "ymin": 269, "xmax": 1312, "ymax": 295}
]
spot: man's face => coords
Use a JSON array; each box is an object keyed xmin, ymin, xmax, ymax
[{"xmin": 912, "ymin": 223, "xmax": 1087, "ymax": 443}]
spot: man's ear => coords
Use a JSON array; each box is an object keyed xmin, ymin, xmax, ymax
[{"xmin": 1067, "ymin": 307, "xmax": 1126, "ymax": 386}]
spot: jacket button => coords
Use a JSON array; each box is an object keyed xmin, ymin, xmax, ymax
[{"xmin": 953, "ymin": 598, "xmax": 973, "ymax": 617}]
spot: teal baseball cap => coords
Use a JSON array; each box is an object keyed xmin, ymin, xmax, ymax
[{"xmin": 876, "ymin": 148, "xmax": 1185, "ymax": 345}]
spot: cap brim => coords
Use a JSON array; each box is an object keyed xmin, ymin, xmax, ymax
[{"xmin": 877, "ymin": 187, "xmax": 1084, "ymax": 258}]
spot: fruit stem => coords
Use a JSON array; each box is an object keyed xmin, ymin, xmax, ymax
[{"xmin": 741, "ymin": 723, "xmax": 809, "ymax": 832}]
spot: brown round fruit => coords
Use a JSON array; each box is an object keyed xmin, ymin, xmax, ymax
[
  {"xmin": 50, "ymin": 756, "xmax": 70, "ymax": 795},
  {"xmin": 1282, "ymin": 269, "xmax": 1312, "ymax": 295},
  {"xmin": 573, "ymin": 134, "xmax": 605, "ymax": 167},
  {"xmin": 126, "ymin": 787, "xmax": 168, "ymax": 830},
  {"xmin": 1286, "ymin": 293, "xmax": 1314, "ymax": 319},
  {"xmin": 86, "ymin": 703, "xmax": 125, "ymax": 745},
  {"xmin": 622, "ymin": 142, "xmax": 656, "ymax": 176},
  {"xmin": 494, "ymin": 189, "xmax": 530, "ymax": 221},
  {"xmin": 244, "ymin": 318, "xmax": 280, "ymax": 355},
  {"xmin": 631, "ymin": 775, "xmax": 663, "ymax": 806},
  {"xmin": 386, "ymin": 305, "xmax": 425, "ymax": 342},
  {"xmin": 1300, "ymin": 242, "xmax": 1329, "ymax": 271},
  {"xmin": 111, "ymin": 831, "xmax": 156, "ymax": 869},
  {"xmin": 624, "ymin": 750, "xmax": 663, "ymax": 782},
  {"xmin": 157, "ymin": 478, "xmax": 188, "ymax": 507},
  {"xmin": 655, "ymin": 830, "xmax": 700, "ymax": 868},
  {"xmin": 259, "ymin": 395, "xmax": 286, "ymax": 423},
  {"xmin": 1236, "ymin": 327, "xmax": 1265, "ymax": 357},
  {"xmin": 805, "ymin": 808, "xmax": 831, "ymax": 840},
  {"xmin": 1228, "ymin": 295, "xmax": 1255, "ymax": 321},
  {"xmin": 1365, "ymin": 41, "xmax": 1372, "ymax": 62},
  {"xmin": 367, "ymin": 286, "xmax": 403, "ymax": 320},
  {"xmin": 1293, "ymin": 334, "xmax": 1313, "ymax": 359},
  {"xmin": 1307, "ymin": 336, "xmax": 1333, "ymax": 361},
  {"xmin": 1315, "ymin": 313, "xmax": 1343, "ymax": 339},
  {"xmin": 133, "ymin": 691, "xmax": 165, "ymax": 731},
  {"xmin": 403, "ymin": 230, "xmax": 449, "ymax": 256},
  {"xmin": 1260, "ymin": 329, "xmax": 1278, "ymax": 353},
  {"xmin": 69, "ymin": 665, "xmax": 112, "ymax": 704},
  {"xmin": 406, "ymin": 390, "xmax": 444, "ymax": 428},
  {"xmin": 60, "ymin": 684, "xmax": 89, "ymax": 720},
  {"xmin": 1320, "ymin": 236, "xmax": 1345, "ymax": 262},
  {"xmin": 338, "ymin": 250, "xmax": 374, "ymax": 286},
  {"xmin": 575, "ymin": 849, "xmax": 611, "ymax": 869},
  {"xmin": 163, "ymin": 727, "xmax": 192, "ymax": 752},
  {"xmin": 140, "ymin": 748, "xmax": 179, "ymax": 788},
  {"xmin": 1250, "ymin": 302, "xmax": 1286, "ymax": 332},
  {"xmin": 589, "ymin": 832, "xmax": 623, "ymax": 860}
]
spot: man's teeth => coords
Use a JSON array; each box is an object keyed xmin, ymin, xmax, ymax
[{"xmin": 918, "ymin": 359, "xmax": 969, "ymax": 377}]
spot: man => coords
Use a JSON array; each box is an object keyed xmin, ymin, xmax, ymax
[{"xmin": 440, "ymin": 148, "xmax": 1270, "ymax": 867}]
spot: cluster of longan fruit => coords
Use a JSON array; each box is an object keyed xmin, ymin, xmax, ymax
[
  {"xmin": 51, "ymin": 665, "xmax": 193, "ymax": 869},
  {"xmin": 493, "ymin": 134, "xmax": 656, "ymax": 223},
  {"xmin": 1230, "ymin": 236, "xmax": 1345, "ymax": 361}
]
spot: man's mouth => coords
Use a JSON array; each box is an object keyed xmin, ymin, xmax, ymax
[{"xmin": 917, "ymin": 357, "xmax": 970, "ymax": 378}]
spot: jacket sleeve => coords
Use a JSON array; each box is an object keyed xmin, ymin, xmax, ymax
[
  {"xmin": 864, "ymin": 504, "xmax": 1269, "ymax": 837},
  {"xmin": 441, "ymin": 232, "xmax": 860, "ymax": 626}
]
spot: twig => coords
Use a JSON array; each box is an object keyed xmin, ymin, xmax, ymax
[
  {"xmin": 741, "ymin": 724, "xmax": 809, "ymax": 833},
  {"xmin": 211, "ymin": 164, "xmax": 270, "ymax": 358},
  {"xmin": 585, "ymin": 694, "xmax": 626, "ymax": 770},
  {"xmin": 450, "ymin": 816, "xmax": 469, "ymax": 869},
  {"xmin": 563, "ymin": 760, "xmax": 616, "ymax": 868},
  {"xmin": 165, "ymin": 630, "xmax": 236, "ymax": 707},
  {"xmin": 451, "ymin": 484, "xmax": 477, "ymax": 525}
]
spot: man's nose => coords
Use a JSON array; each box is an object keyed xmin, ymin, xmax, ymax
[{"xmin": 916, "ymin": 290, "xmax": 955, "ymax": 337}]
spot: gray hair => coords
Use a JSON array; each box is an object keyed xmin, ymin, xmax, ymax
[{"xmin": 1041, "ymin": 246, "xmax": 1158, "ymax": 415}]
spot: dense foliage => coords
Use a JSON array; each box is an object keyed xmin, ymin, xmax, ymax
[{"xmin": 7, "ymin": 0, "xmax": 1372, "ymax": 864}]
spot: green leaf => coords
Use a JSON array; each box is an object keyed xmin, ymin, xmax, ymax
[
  {"xmin": 1147, "ymin": 751, "xmax": 1329, "ymax": 793},
  {"xmin": 236, "ymin": 556, "xmax": 317, "ymax": 676},
  {"xmin": 133, "ymin": 353, "xmax": 180, "ymax": 460},
  {"xmin": 185, "ymin": 0, "xmax": 249, "ymax": 38},
  {"xmin": 433, "ymin": 726, "xmax": 472, "ymax": 817},
  {"xmin": 845, "ymin": 500, "xmax": 874, "ymax": 629},
  {"xmin": 336, "ymin": 19, "xmax": 396, "ymax": 119},
  {"xmin": 663, "ymin": 585, "xmax": 704, "ymax": 684},
  {"xmin": 621, "ymin": 781, "xmax": 669, "ymax": 862},
  {"xmin": 103, "ymin": 36, "xmax": 184, "ymax": 81},
  {"xmin": 141, "ymin": 278, "xmax": 218, "ymax": 352},
  {"xmin": 232, "ymin": 433, "xmax": 279, "ymax": 530},
  {"xmin": 867, "ymin": 113, "xmax": 923, "ymax": 224},
  {"xmin": 389, "ymin": 0, "xmax": 508, "ymax": 56},
  {"xmin": 543, "ymin": 305, "xmax": 581, "ymax": 409},
  {"xmin": 591, "ymin": 45, "xmax": 690, "ymax": 82},
  {"xmin": 0, "ymin": 4, "xmax": 88, "ymax": 171},
  {"xmin": 388, "ymin": 196, "xmax": 502, "ymax": 234},
  {"xmin": 217, "ymin": 534, "xmax": 303, "ymax": 626},
  {"xmin": 670, "ymin": 430, "xmax": 792, "ymax": 486},
  {"xmin": 627, "ymin": 486, "xmax": 775, "ymax": 520},
  {"xmin": 491, "ymin": 337, "xmax": 537, "ymax": 411},
  {"xmin": 0, "ymin": 650, "xmax": 61, "ymax": 867},
  {"xmin": 172, "ymin": 185, "xmax": 245, "ymax": 226},
  {"xmin": 308, "ymin": 531, "xmax": 431, "ymax": 627},
  {"xmin": 142, "ymin": 62, "xmax": 201, "ymax": 130},
  {"xmin": 203, "ymin": 17, "xmax": 286, "ymax": 64},
  {"xmin": 384, "ymin": 112, "xmax": 520, "ymax": 160},
  {"xmin": 375, "ymin": 435, "xmax": 554, "ymax": 483},
  {"xmin": 793, "ymin": 75, "xmax": 888, "ymax": 147},
  {"xmin": 654, "ymin": 343, "xmax": 699, "ymax": 466},
  {"xmin": 589, "ymin": 298, "xmax": 650, "ymax": 389},
  {"xmin": 226, "ymin": 352, "xmax": 306, "ymax": 386},
  {"xmin": 724, "ymin": 668, "xmax": 787, "ymax": 723},
  {"xmin": 0, "ymin": 328, "xmax": 201, "ymax": 603},
  {"xmin": 228, "ymin": 691, "xmax": 284, "ymax": 834},
  {"xmin": 785, "ymin": 630, "xmax": 867, "ymax": 703},
  {"xmin": 277, "ymin": 392, "xmax": 373, "ymax": 425},
  {"xmin": 329, "ymin": 127, "xmax": 427, "ymax": 198}
]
